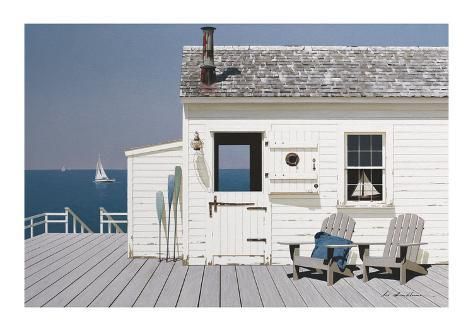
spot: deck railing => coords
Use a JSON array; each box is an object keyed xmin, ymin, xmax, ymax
[
  {"xmin": 99, "ymin": 207, "xmax": 128, "ymax": 234},
  {"xmin": 24, "ymin": 207, "xmax": 93, "ymax": 238}
]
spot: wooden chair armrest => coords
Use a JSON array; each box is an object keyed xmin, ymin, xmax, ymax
[
  {"xmin": 354, "ymin": 242, "xmax": 386, "ymax": 246},
  {"xmin": 398, "ymin": 242, "xmax": 427, "ymax": 247},
  {"xmin": 277, "ymin": 241, "xmax": 313, "ymax": 246},
  {"xmin": 324, "ymin": 244, "xmax": 358, "ymax": 248}
]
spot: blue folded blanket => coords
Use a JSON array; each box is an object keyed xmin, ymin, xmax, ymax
[{"xmin": 311, "ymin": 232, "xmax": 353, "ymax": 271}]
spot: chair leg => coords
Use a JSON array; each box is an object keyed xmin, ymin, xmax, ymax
[
  {"xmin": 400, "ymin": 264, "xmax": 407, "ymax": 285},
  {"xmin": 293, "ymin": 264, "xmax": 300, "ymax": 280},
  {"xmin": 327, "ymin": 268, "xmax": 334, "ymax": 286},
  {"xmin": 362, "ymin": 265, "xmax": 369, "ymax": 282}
]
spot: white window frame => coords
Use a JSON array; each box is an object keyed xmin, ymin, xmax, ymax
[{"xmin": 337, "ymin": 123, "xmax": 393, "ymax": 207}]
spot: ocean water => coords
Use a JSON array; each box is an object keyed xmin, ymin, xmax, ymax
[
  {"xmin": 25, "ymin": 170, "xmax": 127, "ymax": 237},
  {"xmin": 25, "ymin": 168, "xmax": 250, "ymax": 238}
]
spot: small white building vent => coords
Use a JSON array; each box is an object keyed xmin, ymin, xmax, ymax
[{"xmin": 266, "ymin": 127, "xmax": 319, "ymax": 194}]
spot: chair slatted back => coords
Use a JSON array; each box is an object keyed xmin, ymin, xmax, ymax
[
  {"xmin": 321, "ymin": 213, "xmax": 356, "ymax": 240},
  {"xmin": 383, "ymin": 214, "xmax": 425, "ymax": 261}
]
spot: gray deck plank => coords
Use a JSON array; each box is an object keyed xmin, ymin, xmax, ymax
[
  {"xmin": 236, "ymin": 266, "xmax": 262, "ymax": 307},
  {"xmin": 306, "ymin": 273, "xmax": 350, "ymax": 307},
  {"xmin": 25, "ymin": 235, "xmax": 99, "ymax": 279},
  {"xmin": 403, "ymin": 278, "xmax": 448, "ymax": 307},
  {"xmin": 25, "ymin": 233, "xmax": 57, "ymax": 248},
  {"xmin": 332, "ymin": 278, "xmax": 373, "ymax": 307},
  {"xmin": 425, "ymin": 268, "xmax": 449, "ymax": 288},
  {"xmin": 268, "ymin": 266, "xmax": 306, "ymax": 307},
  {"xmin": 112, "ymin": 259, "xmax": 161, "ymax": 307},
  {"xmin": 156, "ymin": 262, "xmax": 188, "ymax": 307},
  {"xmin": 342, "ymin": 277, "xmax": 394, "ymax": 307},
  {"xmin": 89, "ymin": 258, "xmax": 147, "ymax": 307},
  {"xmin": 44, "ymin": 248, "xmax": 128, "ymax": 307},
  {"xmin": 282, "ymin": 266, "xmax": 329, "ymax": 307},
  {"xmin": 25, "ymin": 236, "xmax": 126, "ymax": 307},
  {"xmin": 177, "ymin": 266, "xmax": 204, "ymax": 307},
  {"xmin": 134, "ymin": 261, "xmax": 174, "ymax": 307},
  {"xmin": 68, "ymin": 253, "xmax": 133, "ymax": 307},
  {"xmin": 252, "ymin": 266, "xmax": 284, "ymax": 307},
  {"xmin": 198, "ymin": 266, "xmax": 220, "ymax": 307},
  {"xmin": 430, "ymin": 265, "xmax": 449, "ymax": 278},
  {"xmin": 25, "ymin": 234, "xmax": 77, "ymax": 261},
  {"xmin": 25, "ymin": 234, "xmax": 91, "ymax": 269},
  {"xmin": 414, "ymin": 274, "xmax": 448, "ymax": 298},
  {"xmin": 378, "ymin": 278, "xmax": 437, "ymax": 307},
  {"xmin": 25, "ymin": 234, "xmax": 103, "ymax": 287},
  {"xmin": 436, "ymin": 264, "xmax": 448, "ymax": 271},
  {"xmin": 25, "ymin": 233, "xmax": 67, "ymax": 251},
  {"xmin": 24, "ymin": 235, "xmax": 120, "ymax": 303},
  {"xmin": 221, "ymin": 266, "xmax": 241, "ymax": 307}
]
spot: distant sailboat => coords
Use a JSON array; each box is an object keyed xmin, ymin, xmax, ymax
[
  {"xmin": 60, "ymin": 165, "xmax": 66, "ymax": 172},
  {"xmin": 94, "ymin": 155, "xmax": 115, "ymax": 183},
  {"xmin": 351, "ymin": 170, "xmax": 380, "ymax": 199}
]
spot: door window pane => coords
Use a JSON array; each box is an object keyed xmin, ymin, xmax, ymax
[{"xmin": 218, "ymin": 145, "xmax": 250, "ymax": 191}]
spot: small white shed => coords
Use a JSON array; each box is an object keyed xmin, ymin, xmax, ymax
[
  {"xmin": 125, "ymin": 141, "xmax": 183, "ymax": 258},
  {"xmin": 126, "ymin": 30, "xmax": 448, "ymax": 266}
]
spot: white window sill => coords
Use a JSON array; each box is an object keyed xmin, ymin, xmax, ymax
[{"xmin": 336, "ymin": 203, "xmax": 394, "ymax": 209}]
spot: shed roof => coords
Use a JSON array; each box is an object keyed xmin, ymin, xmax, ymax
[{"xmin": 180, "ymin": 46, "xmax": 448, "ymax": 98}]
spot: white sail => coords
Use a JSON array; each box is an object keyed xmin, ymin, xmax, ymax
[
  {"xmin": 95, "ymin": 155, "xmax": 115, "ymax": 182},
  {"xmin": 351, "ymin": 170, "xmax": 381, "ymax": 198}
]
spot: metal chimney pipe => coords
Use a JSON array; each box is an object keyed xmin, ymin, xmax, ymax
[{"xmin": 200, "ymin": 26, "xmax": 216, "ymax": 85}]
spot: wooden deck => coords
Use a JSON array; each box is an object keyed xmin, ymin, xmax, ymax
[{"xmin": 25, "ymin": 234, "xmax": 448, "ymax": 307}]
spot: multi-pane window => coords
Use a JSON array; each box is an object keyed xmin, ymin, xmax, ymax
[{"xmin": 346, "ymin": 134, "xmax": 384, "ymax": 202}]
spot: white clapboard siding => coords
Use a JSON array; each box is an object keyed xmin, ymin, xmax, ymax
[
  {"xmin": 180, "ymin": 102, "xmax": 448, "ymax": 265},
  {"xmin": 127, "ymin": 143, "xmax": 183, "ymax": 259}
]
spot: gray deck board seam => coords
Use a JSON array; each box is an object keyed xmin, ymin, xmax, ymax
[
  {"xmin": 66, "ymin": 252, "xmax": 130, "ymax": 307},
  {"xmin": 39, "ymin": 238, "xmax": 127, "ymax": 306},
  {"xmin": 25, "ymin": 235, "xmax": 104, "ymax": 286},
  {"xmin": 234, "ymin": 265, "xmax": 243, "ymax": 307},
  {"xmin": 25, "ymin": 233, "xmax": 68, "ymax": 252},
  {"xmin": 25, "ymin": 234, "xmax": 91, "ymax": 269},
  {"xmin": 250, "ymin": 266, "xmax": 266, "ymax": 307},
  {"xmin": 24, "ymin": 235, "xmax": 121, "ymax": 298},
  {"xmin": 45, "ymin": 250, "xmax": 128, "ymax": 307},
  {"xmin": 403, "ymin": 279, "xmax": 446, "ymax": 305},
  {"xmin": 75, "ymin": 255, "xmax": 134, "ymax": 307},
  {"xmin": 109, "ymin": 259, "xmax": 149, "ymax": 307},
  {"xmin": 154, "ymin": 261, "xmax": 176, "ymax": 306},
  {"xmin": 377, "ymin": 278, "xmax": 429, "ymax": 307},
  {"xmin": 340, "ymin": 278, "xmax": 375, "ymax": 307},
  {"xmin": 131, "ymin": 260, "xmax": 162, "ymax": 307},
  {"xmin": 25, "ymin": 234, "xmax": 78, "ymax": 261},
  {"xmin": 175, "ymin": 266, "xmax": 190, "ymax": 307},
  {"xmin": 25, "ymin": 235, "xmax": 125, "ymax": 305}
]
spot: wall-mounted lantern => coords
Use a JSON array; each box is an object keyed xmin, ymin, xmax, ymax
[{"xmin": 191, "ymin": 131, "xmax": 203, "ymax": 151}]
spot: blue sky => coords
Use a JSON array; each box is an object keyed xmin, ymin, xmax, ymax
[{"xmin": 25, "ymin": 24, "xmax": 448, "ymax": 169}]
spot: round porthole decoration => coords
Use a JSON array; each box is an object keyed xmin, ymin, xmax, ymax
[{"xmin": 285, "ymin": 153, "xmax": 300, "ymax": 167}]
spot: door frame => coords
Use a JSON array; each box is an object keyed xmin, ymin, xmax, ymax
[{"xmin": 205, "ymin": 127, "xmax": 272, "ymax": 265}]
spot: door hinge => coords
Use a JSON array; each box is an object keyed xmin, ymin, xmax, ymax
[
  {"xmin": 247, "ymin": 206, "xmax": 267, "ymax": 211},
  {"xmin": 247, "ymin": 238, "xmax": 267, "ymax": 242}
]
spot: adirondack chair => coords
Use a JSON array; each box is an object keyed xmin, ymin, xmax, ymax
[
  {"xmin": 358, "ymin": 213, "xmax": 428, "ymax": 285},
  {"xmin": 279, "ymin": 213, "xmax": 357, "ymax": 286}
]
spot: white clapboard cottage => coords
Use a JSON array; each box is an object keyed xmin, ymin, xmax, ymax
[{"xmin": 125, "ymin": 28, "xmax": 448, "ymax": 266}]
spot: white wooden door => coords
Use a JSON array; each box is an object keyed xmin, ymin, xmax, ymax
[{"xmin": 210, "ymin": 191, "xmax": 267, "ymax": 264}]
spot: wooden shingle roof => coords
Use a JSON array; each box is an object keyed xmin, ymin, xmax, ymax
[{"xmin": 180, "ymin": 46, "xmax": 448, "ymax": 98}]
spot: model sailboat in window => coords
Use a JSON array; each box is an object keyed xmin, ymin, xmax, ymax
[
  {"xmin": 94, "ymin": 155, "xmax": 115, "ymax": 183},
  {"xmin": 351, "ymin": 170, "xmax": 380, "ymax": 199}
]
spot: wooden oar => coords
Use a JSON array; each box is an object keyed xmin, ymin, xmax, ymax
[
  {"xmin": 173, "ymin": 166, "xmax": 182, "ymax": 261},
  {"xmin": 166, "ymin": 174, "xmax": 175, "ymax": 261},
  {"xmin": 156, "ymin": 191, "xmax": 164, "ymax": 261}
]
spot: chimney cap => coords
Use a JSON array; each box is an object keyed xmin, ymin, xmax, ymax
[{"xmin": 201, "ymin": 26, "xmax": 216, "ymax": 31}]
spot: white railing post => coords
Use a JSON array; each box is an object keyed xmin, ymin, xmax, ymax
[
  {"xmin": 100, "ymin": 208, "xmax": 103, "ymax": 234},
  {"xmin": 30, "ymin": 219, "xmax": 33, "ymax": 238},
  {"xmin": 45, "ymin": 214, "xmax": 49, "ymax": 234},
  {"xmin": 81, "ymin": 224, "xmax": 84, "ymax": 233},
  {"xmin": 64, "ymin": 208, "xmax": 69, "ymax": 234}
]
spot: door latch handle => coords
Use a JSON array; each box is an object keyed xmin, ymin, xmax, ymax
[{"xmin": 247, "ymin": 206, "xmax": 267, "ymax": 211}]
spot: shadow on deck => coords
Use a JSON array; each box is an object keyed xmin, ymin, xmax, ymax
[{"xmin": 24, "ymin": 234, "xmax": 448, "ymax": 307}]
